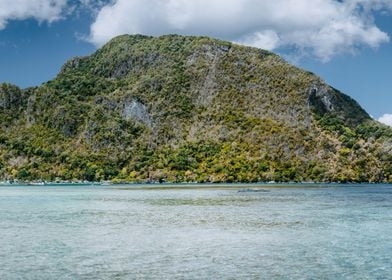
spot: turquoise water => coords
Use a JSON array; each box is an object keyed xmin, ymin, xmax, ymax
[{"xmin": 0, "ymin": 184, "xmax": 391, "ymax": 279}]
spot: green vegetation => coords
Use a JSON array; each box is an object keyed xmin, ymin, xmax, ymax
[{"xmin": 0, "ymin": 34, "xmax": 391, "ymax": 183}]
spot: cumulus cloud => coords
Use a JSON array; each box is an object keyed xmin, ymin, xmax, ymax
[
  {"xmin": 88, "ymin": 0, "xmax": 392, "ymax": 61},
  {"xmin": 0, "ymin": 0, "xmax": 69, "ymax": 29},
  {"xmin": 378, "ymin": 114, "xmax": 392, "ymax": 127}
]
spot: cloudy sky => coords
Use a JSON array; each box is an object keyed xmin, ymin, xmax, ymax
[{"xmin": 0, "ymin": 0, "xmax": 391, "ymax": 125}]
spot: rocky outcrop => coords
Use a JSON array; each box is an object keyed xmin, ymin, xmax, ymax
[
  {"xmin": 308, "ymin": 81, "xmax": 369, "ymax": 125},
  {"xmin": 0, "ymin": 83, "xmax": 23, "ymax": 110},
  {"xmin": 308, "ymin": 82, "xmax": 334, "ymax": 114},
  {"xmin": 122, "ymin": 99, "xmax": 151, "ymax": 127},
  {"xmin": 187, "ymin": 43, "xmax": 230, "ymax": 106}
]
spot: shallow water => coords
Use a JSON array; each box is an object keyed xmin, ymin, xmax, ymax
[{"xmin": 0, "ymin": 184, "xmax": 391, "ymax": 279}]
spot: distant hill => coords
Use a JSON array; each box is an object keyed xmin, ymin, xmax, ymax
[{"xmin": 0, "ymin": 34, "xmax": 391, "ymax": 183}]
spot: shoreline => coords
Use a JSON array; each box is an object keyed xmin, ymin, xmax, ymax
[{"xmin": 0, "ymin": 181, "xmax": 391, "ymax": 189}]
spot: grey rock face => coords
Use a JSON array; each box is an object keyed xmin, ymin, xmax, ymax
[
  {"xmin": 52, "ymin": 106, "xmax": 80, "ymax": 137},
  {"xmin": 308, "ymin": 82, "xmax": 335, "ymax": 114},
  {"xmin": 307, "ymin": 80, "xmax": 369, "ymax": 124},
  {"xmin": 59, "ymin": 57, "xmax": 86, "ymax": 75},
  {"xmin": 0, "ymin": 84, "xmax": 23, "ymax": 110},
  {"xmin": 122, "ymin": 99, "xmax": 151, "ymax": 127},
  {"xmin": 187, "ymin": 43, "xmax": 231, "ymax": 106},
  {"xmin": 25, "ymin": 95, "xmax": 36, "ymax": 125},
  {"xmin": 110, "ymin": 52, "xmax": 162, "ymax": 79}
]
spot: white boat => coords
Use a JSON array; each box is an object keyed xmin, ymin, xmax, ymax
[{"xmin": 28, "ymin": 182, "xmax": 45, "ymax": 186}]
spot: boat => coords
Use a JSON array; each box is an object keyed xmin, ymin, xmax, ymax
[
  {"xmin": 238, "ymin": 188, "xmax": 270, "ymax": 193},
  {"xmin": 28, "ymin": 182, "xmax": 45, "ymax": 186}
]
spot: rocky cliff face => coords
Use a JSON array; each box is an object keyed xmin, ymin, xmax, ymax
[
  {"xmin": 0, "ymin": 83, "xmax": 24, "ymax": 110},
  {"xmin": 0, "ymin": 34, "xmax": 391, "ymax": 182}
]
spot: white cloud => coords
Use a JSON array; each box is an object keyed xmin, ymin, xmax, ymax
[
  {"xmin": 243, "ymin": 30, "xmax": 281, "ymax": 51},
  {"xmin": 378, "ymin": 114, "xmax": 392, "ymax": 127},
  {"xmin": 88, "ymin": 0, "xmax": 392, "ymax": 61},
  {"xmin": 77, "ymin": 0, "xmax": 110, "ymax": 13},
  {"xmin": 0, "ymin": 0, "xmax": 69, "ymax": 29}
]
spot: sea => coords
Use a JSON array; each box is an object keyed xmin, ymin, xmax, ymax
[{"xmin": 0, "ymin": 183, "xmax": 391, "ymax": 279}]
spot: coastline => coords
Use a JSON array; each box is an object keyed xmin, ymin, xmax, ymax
[{"xmin": 0, "ymin": 181, "xmax": 390, "ymax": 189}]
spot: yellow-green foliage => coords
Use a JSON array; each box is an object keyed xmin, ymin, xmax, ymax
[{"xmin": 0, "ymin": 34, "xmax": 391, "ymax": 183}]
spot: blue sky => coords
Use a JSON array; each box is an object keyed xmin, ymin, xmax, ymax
[{"xmin": 0, "ymin": 0, "xmax": 391, "ymax": 125}]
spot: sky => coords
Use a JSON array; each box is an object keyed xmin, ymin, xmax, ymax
[{"xmin": 0, "ymin": 0, "xmax": 391, "ymax": 126}]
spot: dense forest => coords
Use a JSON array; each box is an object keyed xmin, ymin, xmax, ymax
[{"xmin": 0, "ymin": 34, "xmax": 391, "ymax": 183}]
